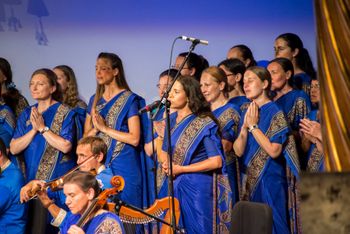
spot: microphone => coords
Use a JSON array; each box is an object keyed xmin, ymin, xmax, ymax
[
  {"xmin": 180, "ymin": 35, "xmax": 209, "ymax": 45},
  {"xmin": 138, "ymin": 100, "xmax": 161, "ymax": 114}
]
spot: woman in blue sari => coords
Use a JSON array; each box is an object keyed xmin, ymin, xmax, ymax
[
  {"xmin": 158, "ymin": 76, "xmax": 225, "ymax": 234},
  {"xmin": 10, "ymin": 68, "xmax": 76, "ymax": 234},
  {"xmin": 200, "ymin": 66, "xmax": 241, "ymax": 208},
  {"xmin": 233, "ymin": 66, "xmax": 300, "ymax": 234},
  {"xmin": 54, "ymin": 65, "xmax": 87, "ymax": 141},
  {"xmin": 274, "ymin": 33, "xmax": 316, "ymax": 97},
  {"xmin": 60, "ymin": 171, "xmax": 125, "ymax": 234},
  {"xmin": 218, "ymin": 58, "xmax": 250, "ymax": 112},
  {"xmin": 84, "ymin": 52, "xmax": 143, "ymax": 210},
  {"xmin": 300, "ymin": 79, "xmax": 324, "ymax": 172},
  {"xmin": 267, "ymin": 58, "xmax": 311, "ymax": 131},
  {"xmin": 267, "ymin": 58, "xmax": 311, "ymax": 170}
]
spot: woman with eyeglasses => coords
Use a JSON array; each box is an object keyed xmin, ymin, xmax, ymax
[
  {"xmin": 274, "ymin": 33, "xmax": 316, "ymax": 96},
  {"xmin": 233, "ymin": 66, "xmax": 300, "ymax": 234},
  {"xmin": 218, "ymin": 58, "xmax": 250, "ymax": 112},
  {"xmin": 144, "ymin": 68, "xmax": 177, "ymax": 157},
  {"xmin": 84, "ymin": 52, "xmax": 144, "ymax": 217},
  {"xmin": 300, "ymin": 78, "xmax": 324, "ymax": 172}
]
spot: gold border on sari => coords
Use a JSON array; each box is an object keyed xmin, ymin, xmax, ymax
[{"xmin": 36, "ymin": 104, "xmax": 70, "ymax": 180}]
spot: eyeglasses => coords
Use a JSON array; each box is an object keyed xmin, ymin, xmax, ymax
[
  {"xmin": 310, "ymin": 84, "xmax": 320, "ymax": 89},
  {"xmin": 226, "ymin": 73, "xmax": 234, "ymax": 77}
]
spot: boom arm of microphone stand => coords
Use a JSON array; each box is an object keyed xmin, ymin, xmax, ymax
[{"xmin": 153, "ymin": 41, "xmax": 199, "ymax": 121}]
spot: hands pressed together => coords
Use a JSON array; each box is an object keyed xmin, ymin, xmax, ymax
[
  {"xmin": 30, "ymin": 107, "xmax": 45, "ymax": 132},
  {"xmin": 243, "ymin": 102, "xmax": 259, "ymax": 129},
  {"xmin": 299, "ymin": 118, "xmax": 322, "ymax": 143}
]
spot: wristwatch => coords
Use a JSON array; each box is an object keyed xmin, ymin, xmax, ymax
[
  {"xmin": 248, "ymin": 124, "xmax": 259, "ymax": 133},
  {"xmin": 40, "ymin": 126, "xmax": 49, "ymax": 134}
]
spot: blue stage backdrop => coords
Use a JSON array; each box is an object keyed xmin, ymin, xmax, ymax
[{"xmin": 0, "ymin": 0, "xmax": 315, "ymax": 104}]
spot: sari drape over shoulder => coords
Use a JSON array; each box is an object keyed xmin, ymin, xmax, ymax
[
  {"xmin": 72, "ymin": 99, "xmax": 87, "ymax": 141},
  {"xmin": 13, "ymin": 103, "xmax": 76, "ymax": 182},
  {"xmin": 213, "ymin": 103, "xmax": 241, "ymax": 205},
  {"xmin": 158, "ymin": 113, "xmax": 230, "ymax": 234},
  {"xmin": 240, "ymin": 102, "xmax": 300, "ymax": 234},
  {"xmin": 293, "ymin": 73, "xmax": 311, "ymax": 96},
  {"xmin": 228, "ymin": 96, "xmax": 250, "ymax": 112},
  {"xmin": 88, "ymin": 90, "xmax": 143, "ymax": 207},
  {"xmin": 274, "ymin": 89, "xmax": 311, "ymax": 131}
]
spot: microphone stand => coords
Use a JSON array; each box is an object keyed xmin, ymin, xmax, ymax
[{"xmin": 152, "ymin": 40, "xmax": 200, "ymax": 234}]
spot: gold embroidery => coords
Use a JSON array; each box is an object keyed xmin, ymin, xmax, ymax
[
  {"xmin": 36, "ymin": 104, "xmax": 70, "ymax": 180},
  {"xmin": 0, "ymin": 108, "xmax": 15, "ymax": 129},
  {"xmin": 76, "ymin": 99, "xmax": 87, "ymax": 109},
  {"xmin": 15, "ymin": 94, "xmax": 29, "ymax": 118},
  {"xmin": 242, "ymin": 111, "xmax": 289, "ymax": 200},
  {"xmin": 97, "ymin": 91, "xmax": 132, "ymax": 163},
  {"xmin": 216, "ymin": 174, "xmax": 232, "ymax": 233},
  {"xmin": 307, "ymin": 147, "xmax": 324, "ymax": 172},
  {"xmin": 217, "ymin": 107, "xmax": 240, "ymax": 137},
  {"xmin": 287, "ymin": 97, "xmax": 308, "ymax": 128},
  {"xmin": 240, "ymin": 102, "xmax": 250, "ymax": 112},
  {"xmin": 157, "ymin": 116, "xmax": 212, "ymax": 193},
  {"xmin": 95, "ymin": 217, "xmax": 123, "ymax": 234}
]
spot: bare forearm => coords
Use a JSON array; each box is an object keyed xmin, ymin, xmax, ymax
[
  {"xmin": 181, "ymin": 156, "xmax": 222, "ymax": 173},
  {"xmin": 233, "ymin": 128, "xmax": 248, "ymax": 157},
  {"xmin": 42, "ymin": 131, "xmax": 72, "ymax": 153},
  {"xmin": 251, "ymin": 129, "xmax": 282, "ymax": 158},
  {"xmin": 10, "ymin": 129, "xmax": 37, "ymax": 154},
  {"xmin": 101, "ymin": 127, "xmax": 140, "ymax": 147}
]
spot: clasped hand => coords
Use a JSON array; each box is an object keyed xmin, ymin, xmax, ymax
[
  {"xmin": 30, "ymin": 107, "xmax": 45, "ymax": 132},
  {"xmin": 91, "ymin": 110, "xmax": 107, "ymax": 132},
  {"xmin": 162, "ymin": 161, "xmax": 182, "ymax": 177},
  {"xmin": 243, "ymin": 102, "xmax": 259, "ymax": 129}
]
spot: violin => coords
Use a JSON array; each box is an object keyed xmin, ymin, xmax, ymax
[
  {"xmin": 76, "ymin": 175, "xmax": 125, "ymax": 227},
  {"xmin": 26, "ymin": 155, "xmax": 99, "ymax": 199}
]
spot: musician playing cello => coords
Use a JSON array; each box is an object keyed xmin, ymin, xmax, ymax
[{"xmin": 60, "ymin": 171, "xmax": 125, "ymax": 234}]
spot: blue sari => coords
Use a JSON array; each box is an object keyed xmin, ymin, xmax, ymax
[
  {"xmin": 240, "ymin": 102, "xmax": 300, "ymax": 234},
  {"xmin": 274, "ymin": 89, "xmax": 311, "ymax": 131},
  {"xmin": 213, "ymin": 103, "xmax": 241, "ymax": 205},
  {"xmin": 0, "ymin": 103, "xmax": 16, "ymax": 148},
  {"xmin": 228, "ymin": 95, "xmax": 250, "ymax": 112},
  {"xmin": 12, "ymin": 102, "xmax": 76, "ymax": 182},
  {"xmin": 158, "ymin": 113, "xmax": 228, "ymax": 234},
  {"xmin": 293, "ymin": 73, "xmax": 311, "ymax": 96},
  {"xmin": 72, "ymin": 99, "xmax": 87, "ymax": 141},
  {"xmin": 60, "ymin": 212, "xmax": 125, "ymax": 234},
  {"xmin": 88, "ymin": 90, "xmax": 143, "ymax": 208},
  {"xmin": 305, "ymin": 110, "xmax": 324, "ymax": 172}
]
